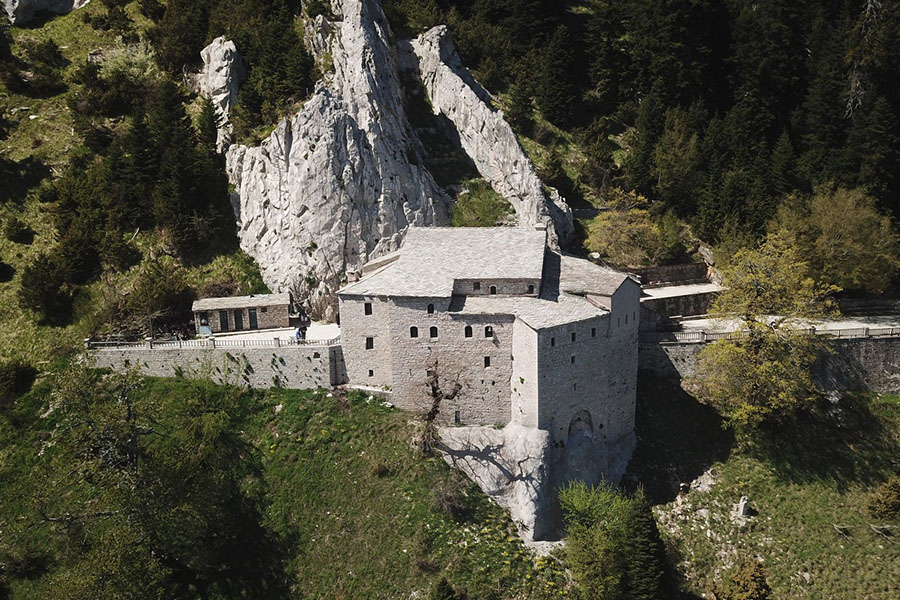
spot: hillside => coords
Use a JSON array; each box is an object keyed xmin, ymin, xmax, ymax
[{"xmin": 0, "ymin": 376, "xmax": 569, "ymax": 598}]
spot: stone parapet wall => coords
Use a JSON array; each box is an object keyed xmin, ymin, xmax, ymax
[
  {"xmin": 92, "ymin": 344, "xmax": 344, "ymax": 389},
  {"xmin": 639, "ymin": 337, "xmax": 900, "ymax": 394}
]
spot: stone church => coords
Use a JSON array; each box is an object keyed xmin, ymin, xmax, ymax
[{"xmin": 338, "ymin": 226, "xmax": 641, "ymax": 492}]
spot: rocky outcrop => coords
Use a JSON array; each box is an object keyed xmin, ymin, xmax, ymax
[
  {"xmin": 3, "ymin": 0, "xmax": 88, "ymax": 24},
  {"xmin": 225, "ymin": 0, "xmax": 449, "ymax": 320},
  {"xmin": 184, "ymin": 36, "xmax": 246, "ymax": 152},
  {"xmin": 439, "ymin": 424, "xmax": 555, "ymax": 542},
  {"xmin": 403, "ymin": 25, "xmax": 573, "ymax": 245},
  {"xmin": 226, "ymin": 0, "xmax": 574, "ymax": 318}
]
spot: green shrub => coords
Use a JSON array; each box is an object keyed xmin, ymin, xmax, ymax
[
  {"xmin": 0, "ymin": 261, "xmax": 14, "ymax": 282},
  {"xmin": 430, "ymin": 577, "xmax": 467, "ymax": 600},
  {"xmin": 451, "ymin": 179, "xmax": 513, "ymax": 227},
  {"xmin": 4, "ymin": 216, "xmax": 34, "ymax": 244},
  {"xmin": 867, "ymin": 476, "xmax": 900, "ymax": 521},
  {"xmin": 17, "ymin": 254, "xmax": 71, "ymax": 325},
  {"xmin": 718, "ymin": 560, "xmax": 772, "ymax": 600},
  {"xmin": 559, "ymin": 481, "xmax": 670, "ymax": 600},
  {"xmin": 0, "ymin": 360, "xmax": 37, "ymax": 411}
]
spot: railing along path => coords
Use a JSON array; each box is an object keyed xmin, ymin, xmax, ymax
[
  {"xmin": 87, "ymin": 337, "xmax": 342, "ymax": 350},
  {"xmin": 641, "ymin": 327, "xmax": 900, "ymax": 344}
]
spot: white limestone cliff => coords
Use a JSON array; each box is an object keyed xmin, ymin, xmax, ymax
[
  {"xmin": 3, "ymin": 0, "xmax": 88, "ymax": 24},
  {"xmin": 184, "ymin": 36, "xmax": 246, "ymax": 152},
  {"xmin": 225, "ymin": 0, "xmax": 449, "ymax": 320},
  {"xmin": 403, "ymin": 25, "xmax": 573, "ymax": 246},
  {"xmin": 225, "ymin": 0, "xmax": 574, "ymax": 318}
]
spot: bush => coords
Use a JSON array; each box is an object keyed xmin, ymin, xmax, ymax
[
  {"xmin": 717, "ymin": 560, "xmax": 772, "ymax": 600},
  {"xmin": 560, "ymin": 481, "xmax": 670, "ymax": 600},
  {"xmin": 4, "ymin": 216, "xmax": 34, "ymax": 244},
  {"xmin": 0, "ymin": 361, "xmax": 37, "ymax": 411},
  {"xmin": 867, "ymin": 476, "xmax": 900, "ymax": 521},
  {"xmin": 430, "ymin": 578, "xmax": 468, "ymax": 600},
  {"xmin": 0, "ymin": 261, "xmax": 14, "ymax": 282},
  {"xmin": 17, "ymin": 254, "xmax": 71, "ymax": 325}
]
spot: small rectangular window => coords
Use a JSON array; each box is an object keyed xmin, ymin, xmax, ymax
[
  {"xmin": 365, "ymin": 337, "xmax": 374, "ymax": 349},
  {"xmin": 573, "ymin": 383, "xmax": 577, "ymax": 391},
  {"xmin": 364, "ymin": 302, "xmax": 373, "ymax": 315},
  {"xmin": 368, "ymin": 369, "xmax": 374, "ymax": 377},
  {"xmin": 260, "ymin": 306, "xmax": 268, "ymax": 313},
  {"xmin": 625, "ymin": 314, "xmax": 628, "ymax": 324},
  {"xmin": 473, "ymin": 282, "xmax": 481, "ymax": 291},
  {"xmin": 454, "ymin": 410, "xmax": 461, "ymax": 424},
  {"xmin": 484, "ymin": 356, "xmax": 491, "ymax": 368},
  {"xmin": 571, "ymin": 355, "xmax": 576, "ymax": 364},
  {"xmin": 571, "ymin": 332, "xmax": 576, "ymax": 342},
  {"xmin": 591, "ymin": 327, "xmax": 596, "ymax": 338},
  {"xmin": 550, "ymin": 337, "xmax": 555, "ymax": 347}
]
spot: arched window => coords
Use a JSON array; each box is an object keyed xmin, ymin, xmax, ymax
[
  {"xmin": 427, "ymin": 303, "xmax": 435, "ymax": 314},
  {"xmin": 410, "ymin": 326, "xmax": 418, "ymax": 338},
  {"xmin": 429, "ymin": 326, "xmax": 438, "ymax": 338},
  {"xmin": 484, "ymin": 325, "xmax": 493, "ymax": 338},
  {"xmin": 464, "ymin": 325, "xmax": 473, "ymax": 338},
  {"xmin": 489, "ymin": 285, "xmax": 497, "ymax": 295},
  {"xmin": 527, "ymin": 284, "xmax": 535, "ymax": 294}
]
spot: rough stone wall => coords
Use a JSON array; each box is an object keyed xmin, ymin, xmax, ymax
[
  {"xmin": 451, "ymin": 278, "xmax": 541, "ymax": 297},
  {"xmin": 641, "ymin": 291, "xmax": 718, "ymax": 320},
  {"xmin": 389, "ymin": 297, "xmax": 514, "ymax": 424},
  {"xmin": 535, "ymin": 314, "xmax": 636, "ymax": 445},
  {"xmin": 639, "ymin": 336, "xmax": 900, "ymax": 394},
  {"xmin": 91, "ymin": 345, "xmax": 340, "ymax": 389},
  {"xmin": 511, "ymin": 319, "xmax": 540, "ymax": 427},
  {"xmin": 338, "ymin": 295, "xmax": 393, "ymax": 388}
]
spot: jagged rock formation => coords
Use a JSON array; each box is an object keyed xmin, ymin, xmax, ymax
[
  {"xmin": 184, "ymin": 36, "xmax": 246, "ymax": 152},
  {"xmin": 226, "ymin": 0, "xmax": 449, "ymax": 321},
  {"xmin": 403, "ymin": 26, "xmax": 573, "ymax": 245},
  {"xmin": 3, "ymin": 0, "xmax": 88, "ymax": 24},
  {"xmin": 439, "ymin": 424, "xmax": 554, "ymax": 542},
  {"xmin": 226, "ymin": 0, "xmax": 573, "ymax": 319}
]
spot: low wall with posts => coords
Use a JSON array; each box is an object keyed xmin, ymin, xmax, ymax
[
  {"xmin": 638, "ymin": 327, "xmax": 900, "ymax": 393},
  {"xmin": 89, "ymin": 337, "xmax": 347, "ymax": 389}
]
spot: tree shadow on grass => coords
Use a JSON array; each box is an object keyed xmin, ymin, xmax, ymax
[
  {"xmin": 747, "ymin": 393, "xmax": 900, "ymax": 490},
  {"xmin": 625, "ymin": 374, "xmax": 734, "ymax": 505}
]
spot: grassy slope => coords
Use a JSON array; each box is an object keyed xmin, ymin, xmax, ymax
[
  {"xmin": 629, "ymin": 376, "xmax": 900, "ymax": 599},
  {"xmin": 1, "ymin": 379, "xmax": 569, "ymax": 598}
]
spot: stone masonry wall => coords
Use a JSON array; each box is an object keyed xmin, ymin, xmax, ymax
[
  {"xmin": 510, "ymin": 319, "xmax": 540, "ymax": 427},
  {"xmin": 451, "ymin": 278, "xmax": 541, "ymax": 297},
  {"xmin": 339, "ymin": 295, "xmax": 393, "ymax": 388},
  {"xmin": 92, "ymin": 345, "xmax": 342, "ymax": 389},
  {"xmin": 389, "ymin": 297, "xmax": 515, "ymax": 424},
  {"xmin": 536, "ymin": 312, "xmax": 637, "ymax": 446},
  {"xmin": 639, "ymin": 336, "xmax": 900, "ymax": 394}
]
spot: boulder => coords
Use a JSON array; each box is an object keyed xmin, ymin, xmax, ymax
[
  {"xmin": 184, "ymin": 36, "xmax": 246, "ymax": 152},
  {"xmin": 3, "ymin": 0, "xmax": 88, "ymax": 24},
  {"xmin": 438, "ymin": 424, "xmax": 554, "ymax": 542}
]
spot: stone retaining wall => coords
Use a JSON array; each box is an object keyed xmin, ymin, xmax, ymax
[
  {"xmin": 92, "ymin": 344, "xmax": 346, "ymax": 389},
  {"xmin": 638, "ymin": 337, "xmax": 900, "ymax": 393}
]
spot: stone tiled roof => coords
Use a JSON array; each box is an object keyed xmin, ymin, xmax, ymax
[
  {"xmin": 340, "ymin": 227, "xmax": 547, "ymax": 297},
  {"xmin": 450, "ymin": 252, "xmax": 634, "ymax": 329},
  {"xmin": 192, "ymin": 293, "xmax": 291, "ymax": 312}
]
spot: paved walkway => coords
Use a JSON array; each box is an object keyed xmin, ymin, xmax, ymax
[
  {"xmin": 215, "ymin": 322, "xmax": 340, "ymax": 342},
  {"xmin": 679, "ymin": 315, "xmax": 900, "ymax": 333},
  {"xmin": 641, "ymin": 282, "xmax": 723, "ymax": 300}
]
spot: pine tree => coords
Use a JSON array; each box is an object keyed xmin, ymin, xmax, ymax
[
  {"xmin": 535, "ymin": 25, "xmax": 577, "ymax": 128},
  {"xmin": 629, "ymin": 79, "xmax": 665, "ymax": 195},
  {"xmin": 770, "ymin": 131, "xmax": 795, "ymax": 197},
  {"xmin": 621, "ymin": 489, "xmax": 669, "ymax": 600}
]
